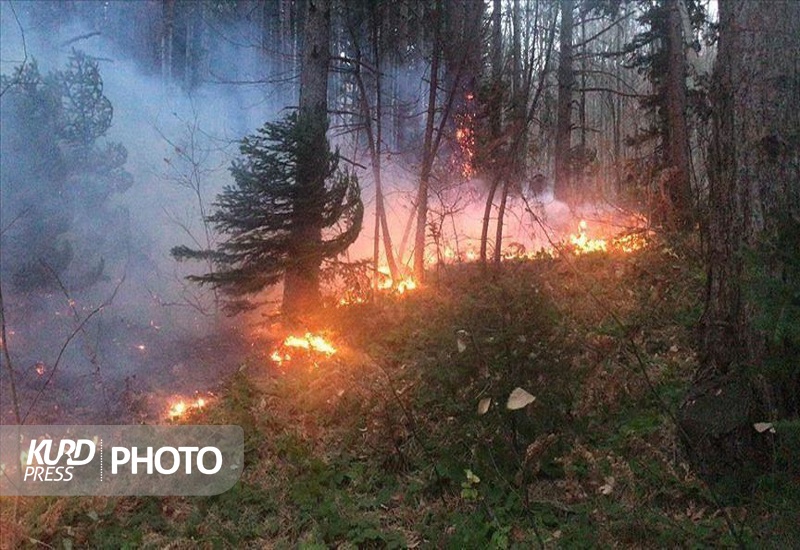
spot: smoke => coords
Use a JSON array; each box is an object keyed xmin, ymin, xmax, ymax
[
  {"xmin": 0, "ymin": 2, "xmax": 284, "ymax": 423},
  {"xmin": 0, "ymin": 1, "xmax": 618, "ymax": 424}
]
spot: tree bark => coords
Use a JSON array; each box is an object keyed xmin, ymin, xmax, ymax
[
  {"xmin": 680, "ymin": 0, "xmax": 800, "ymax": 483},
  {"xmin": 480, "ymin": 0, "xmax": 504, "ymax": 264},
  {"xmin": 353, "ymin": 42, "xmax": 399, "ymax": 284},
  {"xmin": 283, "ymin": 0, "xmax": 330, "ymax": 317},
  {"xmin": 663, "ymin": 0, "xmax": 693, "ymax": 228},
  {"xmin": 161, "ymin": 0, "xmax": 175, "ymax": 86},
  {"xmin": 492, "ymin": 0, "xmax": 525, "ymax": 264},
  {"xmin": 413, "ymin": 0, "xmax": 442, "ymax": 283},
  {"xmin": 554, "ymin": 0, "xmax": 573, "ymax": 204}
]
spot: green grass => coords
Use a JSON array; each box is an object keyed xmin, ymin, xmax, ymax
[{"xmin": 3, "ymin": 235, "xmax": 797, "ymax": 547}]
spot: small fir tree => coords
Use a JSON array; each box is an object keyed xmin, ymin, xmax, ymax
[{"xmin": 172, "ymin": 111, "xmax": 363, "ymax": 314}]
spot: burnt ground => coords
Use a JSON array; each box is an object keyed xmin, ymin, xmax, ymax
[{"xmin": 1, "ymin": 310, "xmax": 253, "ymax": 425}]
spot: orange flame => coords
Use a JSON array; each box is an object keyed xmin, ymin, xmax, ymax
[
  {"xmin": 568, "ymin": 220, "xmax": 608, "ymax": 254},
  {"xmin": 167, "ymin": 395, "xmax": 209, "ymax": 419},
  {"xmin": 270, "ymin": 332, "xmax": 337, "ymax": 366},
  {"xmin": 454, "ymin": 109, "xmax": 475, "ymax": 178},
  {"xmin": 376, "ymin": 267, "xmax": 418, "ymax": 295}
]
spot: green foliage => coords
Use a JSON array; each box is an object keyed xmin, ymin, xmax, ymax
[
  {"xmin": 11, "ymin": 239, "xmax": 799, "ymax": 547},
  {"xmin": 173, "ymin": 111, "xmax": 363, "ymax": 313},
  {"xmin": 746, "ymin": 215, "xmax": 800, "ymax": 416},
  {"xmin": 50, "ymin": 49, "xmax": 113, "ymax": 149},
  {"xmin": 0, "ymin": 51, "xmax": 131, "ymax": 291},
  {"xmin": 621, "ymin": 0, "xmax": 708, "ymax": 196}
]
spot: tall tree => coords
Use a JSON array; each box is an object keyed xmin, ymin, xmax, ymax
[
  {"xmin": 623, "ymin": 0, "xmax": 702, "ymax": 226},
  {"xmin": 285, "ymin": 0, "xmax": 332, "ymax": 315},
  {"xmin": 346, "ymin": 2, "xmax": 401, "ymax": 284},
  {"xmin": 679, "ymin": 0, "xmax": 800, "ymax": 481},
  {"xmin": 173, "ymin": 0, "xmax": 363, "ymax": 316},
  {"xmin": 554, "ymin": 0, "xmax": 574, "ymax": 204},
  {"xmin": 1, "ymin": 52, "xmax": 131, "ymax": 292},
  {"xmin": 479, "ymin": 0, "xmax": 504, "ymax": 264},
  {"xmin": 662, "ymin": 0, "xmax": 692, "ymax": 228},
  {"xmin": 412, "ymin": 0, "xmax": 443, "ymax": 282}
]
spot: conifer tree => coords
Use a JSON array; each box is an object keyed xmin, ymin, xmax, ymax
[{"xmin": 172, "ymin": 112, "xmax": 363, "ymax": 314}]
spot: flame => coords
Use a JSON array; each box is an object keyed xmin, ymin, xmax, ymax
[
  {"xmin": 376, "ymin": 267, "xmax": 419, "ymax": 295},
  {"xmin": 454, "ymin": 105, "xmax": 475, "ymax": 178},
  {"xmin": 568, "ymin": 220, "xmax": 608, "ymax": 254},
  {"xmin": 168, "ymin": 401, "xmax": 187, "ymax": 418},
  {"xmin": 271, "ymin": 332, "xmax": 337, "ymax": 366},
  {"xmin": 395, "ymin": 278, "xmax": 417, "ymax": 294},
  {"xmin": 167, "ymin": 395, "xmax": 210, "ymax": 419},
  {"xmin": 284, "ymin": 333, "xmax": 337, "ymax": 355},
  {"xmin": 611, "ymin": 231, "xmax": 648, "ymax": 253}
]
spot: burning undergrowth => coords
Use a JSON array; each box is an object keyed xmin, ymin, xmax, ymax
[
  {"xmin": 0, "ymin": 287, "xmax": 249, "ymax": 425},
  {"xmin": 9, "ymin": 234, "xmax": 790, "ymax": 547}
]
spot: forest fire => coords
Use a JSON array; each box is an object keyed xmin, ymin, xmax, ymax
[
  {"xmin": 376, "ymin": 267, "xmax": 418, "ymax": 295},
  {"xmin": 379, "ymin": 276, "xmax": 418, "ymax": 294},
  {"xmin": 167, "ymin": 395, "xmax": 210, "ymax": 420},
  {"xmin": 454, "ymin": 94, "xmax": 476, "ymax": 178},
  {"xmin": 610, "ymin": 231, "xmax": 648, "ymax": 253},
  {"xmin": 270, "ymin": 332, "xmax": 337, "ymax": 366},
  {"xmin": 568, "ymin": 220, "xmax": 608, "ymax": 254}
]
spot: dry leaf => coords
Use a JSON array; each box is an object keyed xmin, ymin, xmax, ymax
[
  {"xmin": 477, "ymin": 397, "xmax": 491, "ymax": 415},
  {"xmin": 456, "ymin": 330, "xmax": 469, "ymax": 353},
  {"xmin": 506, "ymin": 387, "xmax": 536, "ymax": 410},
  {"xmin": 753, "ymin": 422, "xmax": 775, "ymax": 433},
  {"xmin": 599, "ymin": 476, "xmax": 615, "ymax": 495}
]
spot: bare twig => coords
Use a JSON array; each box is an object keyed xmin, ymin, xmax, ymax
[
  {"xmin": 0, "ymin": 207, "xmax": 32, "ymax": 237},
  {"xmin": 0, "ymin": 281, "xmax": 21, "ymax": 424},
  {"xmin": 0, "ymin": 1, "xmax": 28, "ymax": 98},
  {"xmin": 59, "ymin": 31, "xmax": 102, "ymax": 48},
  {"xmin": 21, "ymin": 275, "xmax": 125, "ymax": 424}
]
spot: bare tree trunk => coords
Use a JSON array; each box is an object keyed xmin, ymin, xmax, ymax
[
  {"xmin": 492, "ymin": 0, "xmax": 524, "ymax": 264},
  {"xmin": 613, "ymin": 22, "xmax": 623, "ymax": 193},
  {"xmin": 663, "ymin": 0, "xmax": 692, "ymax": 228},
  {"xmin": 480, "ymin": 0, "xmax": 503, "ymax": 263},
  {"xmin": 352, "ymin": 21, "xmax": 399, "ymax": 283},
  {"xmin": 283, "ymin": 0, "xmax": 330, "ymax": 317},
  {"xmin": 493, "ymin": 181, "xmax": 509, "ymax": 263},
  {"xmin": 161, "ymin": 0, "xmax": 175, "ymax": 86},
  {"xmin": 554, "ymin": 0, "xmax": 573, "ymax": 205},
  {"xmin": 680, "ymin": 0, "xmax": 800, "ymax": 483},
  {"xmin": 554, "ymin": 0, "xmax": 574, "ymax": 205},
  {"xmin": 413, "ymin": 1, "xmax": 442, "ymax": 282},
  {"xmin": 479, "ymin": 178, "xmax": 499, "ymax": 263}
]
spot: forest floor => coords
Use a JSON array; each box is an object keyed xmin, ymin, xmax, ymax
[{"xmin": 3, "ymin": 234, "xmax": 799, "ymax": 548}]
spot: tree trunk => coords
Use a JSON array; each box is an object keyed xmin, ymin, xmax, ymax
[
  {"xmin": 161, "ymin": 0, "xmax": 175, "ymax": 86},
  {"xmin": 283, "ymin": 0, "xmax": 330, "ymax": 317},
  {"xmin": 413, "ymin": 0, "xmax": 442, "ymax": 283},
  {"xmin": 554, "ymin": 0, "xmax": 573, "ymax": 204},
  {"xmin": 479, "ymin": 0, "xmax": 503, "ymax": 264},
  {"xmin": 679, "ymin": 0, "xmax": 800, "ymax": 484},
  {"xmin": 663, "ymin": 0, "xmax": 692, "ymax": 228},
  {"xmin": 492, "ymin": 0, "xmax": 525, "ymax": 264}
]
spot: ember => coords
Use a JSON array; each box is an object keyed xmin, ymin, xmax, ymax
[{"xmin": 167, "ymin": 395, "xmax": 210, "ymax": 419}]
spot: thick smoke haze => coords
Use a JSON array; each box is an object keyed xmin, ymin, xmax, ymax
[
  {"xmin": 0, "ymin": 2, "xmax": 290, "ymax": 423},
  {"xmin": 0, "ymin": 1, "xmax": 606, "ymax": 424}
]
